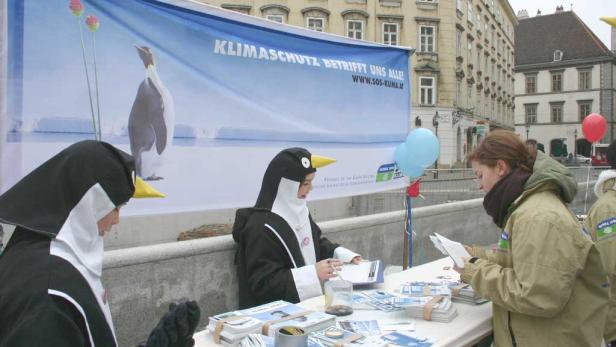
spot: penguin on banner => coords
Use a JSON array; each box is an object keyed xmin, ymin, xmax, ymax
[{"xmin": 128, "ymin": 45, "xmax": 175, "ymax": 181}]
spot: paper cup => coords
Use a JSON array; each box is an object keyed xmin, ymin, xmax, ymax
[{"xmin": 274, "ymin": 326, "xmax": 308, "ymax": 347}]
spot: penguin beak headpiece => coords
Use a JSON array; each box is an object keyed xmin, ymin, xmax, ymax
[
  {"xmin": 133, "ymin": 176, "xmax": 165, "ymax": 198},
  {"xmin": 310, "ymin": 154, "xmax": 336, "ymax": 169},
  {"xmin": 600, "ymin": 17, "xmax": 616, "ymax": 27}
]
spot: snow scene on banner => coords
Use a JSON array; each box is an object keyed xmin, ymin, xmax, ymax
[{"xmin": 2, "ymin": 0, "xmax": 412, "ymax": 215}]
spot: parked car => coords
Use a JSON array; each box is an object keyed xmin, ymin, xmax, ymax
[{"xmin": 571, "ymin": 154, "xmax": 591, "ymax": 164}]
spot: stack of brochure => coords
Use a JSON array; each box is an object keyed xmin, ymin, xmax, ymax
[
  {"xmin": 208, "ymin": 300, "xmax": 336, "ymax": 346},
  {"xmin": 381, "ymin": 331, "xmax": 434, "ymax": 347},
  {"xmin": 361, "ymin": 290, "xmax": 404, "ymax": 312},
  {"xmin": 447, "ymin": 282, "xmax": 489, "ymax": 305},
  {"xmin": 338, "ymin": 320, "xmax": 381, "ymax": 337},
  {"xmin": 403, "ymin": 296, "xmax": 458, "ymax": 323},
  {"xmin": 207, "ymin": 312, "xmax": 263, "ymax": 347},
  {"xmin": 311, "ymin": 326, "xmax": 387, "ymax": 346},
  {"xmin": 399, "ymin": 282, "xmax": 451, "ymax": 297}
]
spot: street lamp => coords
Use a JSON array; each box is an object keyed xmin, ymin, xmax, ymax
[
  {"xmin": 525, "ymin": 122, "xmax": 530, "ymax": 140},
  {"xmin": 574, "ymin": 128, "xmax": 578, "ymax": 158},
  {"xmin": 432, "ymin": 111, "xmax": 440, "ymax": 178}
]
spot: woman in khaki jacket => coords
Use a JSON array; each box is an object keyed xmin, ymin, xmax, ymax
[{"xmin": 457, "ymin": 130, "xmax": 608, "ymax": 346}]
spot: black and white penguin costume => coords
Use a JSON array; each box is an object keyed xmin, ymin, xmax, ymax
[
  {"xmin": 0, "ymin": 140, "xmax": 162, "ymax": 346},
  {"xmin": 128, "ymin": 45, "xmax": 175, "ymax": 181},
  {"xmin": 233, "ymin": 148, "xmax": 359, "ymax": 309}
]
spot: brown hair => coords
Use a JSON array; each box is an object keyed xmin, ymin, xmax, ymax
[{"xmin": 468, "ymin": 130, "xmax": 534, "ymax": 172}]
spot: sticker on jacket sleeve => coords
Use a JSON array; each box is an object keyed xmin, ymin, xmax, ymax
[
  {"xmin": 497, "ymin": 231, "xmax": 510, "ymax": 250},
  {"xmin": 597, "ymin": 217, "xmax": 616, "ymax": 240}
]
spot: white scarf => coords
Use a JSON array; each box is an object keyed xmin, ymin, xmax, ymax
[
  {"xmin": 271, "ymin": 177, "xmax": 316, "ymax": 265},
  {"xmin": 50, "ymin": 183, "xmax": 118, "ymax": 344},
  {"xmin": 594, "ymin": 169, "xmax": 616, "ymax": 198}
]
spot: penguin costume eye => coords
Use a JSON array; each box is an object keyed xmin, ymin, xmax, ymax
[{"xmin": 301, "ymin": 157, "xmax": 311, "ymax": 168}]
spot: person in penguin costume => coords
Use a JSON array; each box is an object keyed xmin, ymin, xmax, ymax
[
  {"xmin": 0, "ymin": 140, "xmax": 199, "ymax": 347},
  {"xmin": 232, "ymin": 148, "xmax": 361, "ymax": 309}
]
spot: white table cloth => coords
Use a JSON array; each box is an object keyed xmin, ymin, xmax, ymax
[{"xmin": 194, "ymin": 257, "xmax": 492, "ymax": 347}]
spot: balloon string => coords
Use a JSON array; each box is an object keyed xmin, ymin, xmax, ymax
[{"xmin": 584, "ymin": 153, "xmax": 592, "ymax": 213}]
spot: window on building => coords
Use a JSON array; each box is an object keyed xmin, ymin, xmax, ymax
[
  {"xmin": 420, "ymin": 26, "xmax": 435, "ymax": 52},
  {"xmin": 420, "ymin": 77, "xmax": 436, "ymax": 105},
  {"xmin": 477, "ymin": 90, "xmax": 482, "ymax": 115},
  {"xmin": 525, "ymin": 104, "xmax": 537, "ymax": 124},
  {"xmin": 347, "ymin": 20, "xmax": 364, "ymax": 40},
  {"xmin": 266, "ymin": 15, "xmax": 284, "ymax": 23},
  {"xmin": 307, "ymin": 17, "xmax": 325, "ymax": 32},
  {"xmin": 492, "ymin": 60, "xmax": 495, "ymax": 79},
  {"xmin": 383, "ymin": 23, "xmax": 399, "ymax": 46},
  {"xmin": 456, "ymin": 29, "xmax": 462, "ymax": 57},
  {"xmin": 551, "ymin": 71, "xmax": 563, "ymax": 92},
  {"xmin": 491, "ymin": 30, "xmax": 495, "ymax": 48},
  {"xmin": 484, "ymin": 53, "xmax": 489, "ymax": 72},
  {"xmin": 477, "ymin": 47, "xmax": 482, "ymax": 67},
  {"xmin": 477, "ymin": 16, "xmax": 482, "ymax": 33},
  {"xmin": 553, "ymin": 50, "xmax": 563, "ymax": 61},
  {"xmin": 525, "ymin": 74, "xmax": 536, "ymax": 94},
  {"xmin": 467, "ymin": 40, "xmax": 473, "ymax": 62},
  {"xmin": 456, "ymin": 80, "xmax": 461, "ymax": 105},
  {"xmin": 578, "ymin": 69, "xmax": 591, "ymax": 90},
  {"xmin": 457, "ymin": 0, "xmax": 463, "ymax": 12},
  {"xmin": 467, "ymin": 1, "xmax": 473, "ymax": 23},
  {"xmin": 550, "ymin": 103, "xmax": 563, "ymax": 123},
  {"xmin": 579, "ymin": 101, "xmax": 592, "ymax": 121}
]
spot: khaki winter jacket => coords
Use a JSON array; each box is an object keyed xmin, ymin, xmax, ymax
[
  {"xmin": 585, "ymin": 174, "xmax": 616, "ymax": 343},
  {"xmin": 462, "ymin": 152, "xmax": 609, "ymax": 346}
]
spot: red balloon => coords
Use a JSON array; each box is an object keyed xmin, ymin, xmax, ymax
[{"xmin": 582, "ymin": 113, "xmax": 607, "ymax": 143}]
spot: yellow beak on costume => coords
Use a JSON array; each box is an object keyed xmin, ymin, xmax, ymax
[
  {"xmin": 601, "ymin": 17, "xmax": 616, "ymax": 27},
  {"xmin": 311, "ymin": 154, "xmax": 336, "ymax": 169},
  {"xmin": 133, "ymin": 177, "xmax": 166, "ymax": 198}
]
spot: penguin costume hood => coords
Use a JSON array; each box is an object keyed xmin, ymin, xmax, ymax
[
  {"xmin": 0, "ymin": 140, "xmax": 163, "ymax": 347},
  {"xmin": 233, "ymin": 148, "xmax": 335, "ymax": 242},
  {"xmin": 254, "ymin": 148, "xmax": 335, "ymax": 235}
]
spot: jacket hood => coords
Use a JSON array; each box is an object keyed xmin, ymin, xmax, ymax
[
  {"xmin": 594, "ymin": 169, "xmax": 616, "ymax": 198},
  {"xmin": 523, "ymin": 151, "xmax": 577, "ymax": 203}
]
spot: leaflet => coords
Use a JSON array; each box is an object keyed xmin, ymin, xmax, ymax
[{"xmin": 429, "ymin": 233, "xmax": 470, "ymax": 268}]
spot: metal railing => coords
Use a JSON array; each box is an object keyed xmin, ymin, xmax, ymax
[{"xmin": 404, "ymin": 166, "xmax": 610, "ymax": 194}]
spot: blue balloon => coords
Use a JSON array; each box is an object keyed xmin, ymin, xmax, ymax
[
  {"xmin": 394, "ymin": 143, "xmax": 425, "ymax": 178},
  {"xmin": 405, "ymin": 128, "xmax": 440, "ymax": 167}
]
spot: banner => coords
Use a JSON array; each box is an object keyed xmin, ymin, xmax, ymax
[{"xmin": 2, "ymin": 0, "xmax": 412, "ymax": 215}]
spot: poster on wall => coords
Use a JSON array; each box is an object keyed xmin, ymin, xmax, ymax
[{"xmin": 2, "ymin": 0, "xmax": 412, "ymax": 215}]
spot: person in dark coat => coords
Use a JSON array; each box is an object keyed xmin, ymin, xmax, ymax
[
  {"xmin": 0, "ymin": 140, "xmax": 199, "ymax": 347},
  {"xmin": 233, "ymin": 148, "xmax": 361, "ymax": 309}
]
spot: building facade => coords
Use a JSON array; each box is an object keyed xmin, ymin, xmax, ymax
[
  {"xmin": 196, "ymin": 0, "xmax": 517, "ymax": 167},
  {"xmin": 515, "ymin": 9, "xmax": 616, "ymax": 158}
]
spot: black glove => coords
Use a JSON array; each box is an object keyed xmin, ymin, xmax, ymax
[{"xmin": 143, "ymin": 300, "xmax": 201, "ymax": 347}]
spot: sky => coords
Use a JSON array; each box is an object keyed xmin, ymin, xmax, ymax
[{"xmin": 509, "ymin": 0, "xmax": 616, "ymax": 49}]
